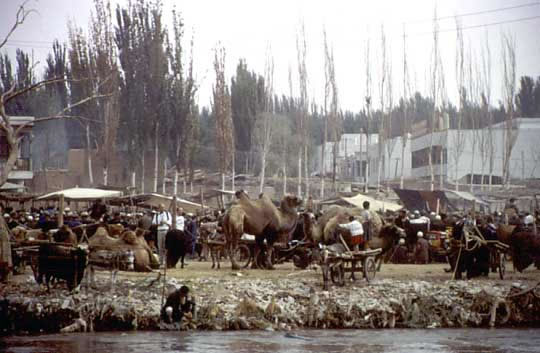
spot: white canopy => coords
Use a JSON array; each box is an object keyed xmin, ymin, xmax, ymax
[
  {"xmin": 0, "ymin": 182, "xmax": 25, "ymax": 191},
  {"xmin": 341, "ymin": 193, "xmax": 403, "ymax": 212},
  {"xmin": 36, "ymin": 187, "xmax": 122, "ymax": 201}
]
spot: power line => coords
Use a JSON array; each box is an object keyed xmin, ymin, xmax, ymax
[
  {"xmin": 406, "ymin": 14, "xmax": 540, "ymax": 37},
  {"xmin": 405, "ymin": 1, "xmax": 540, "ymax": 24}
]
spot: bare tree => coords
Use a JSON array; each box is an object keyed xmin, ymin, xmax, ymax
[
  {"xmin": 321, "ymin": 27, "xmax": 330, "ymax": 199},
  {"xmin": 481, "ymin": 31, "xmax": 495, "ymax": 190},
  {"xmin": 501, "ymin": 32, "xmax": 518, "ymax": 187},
  {"xmin": 213, "ymin": 45, "xmax": 234, "ymax": 190},
  {"xmin": 259, "ymin": 46, "xmax": 274, "ymax": 193},
  {"xmin": 296, "ymin": 21, "xmax": 309, "ymax": 198},
  {"xmin": 452, "ymin": 18, "xmax": 467, "ymax": 191},
  {"xmin": 428, "ymin": 7, "xmax": 440, "ymax": 191},
  {"xmin": 400, "ymin": 25, "xmax": 411, "ymax": 189},
  {"xmin": 363, "ymin": 34, "xmax": 372, "ymax": 193},
  {"xmin": 385, "ymin": 43, "xmax": 396, "ymax": 191},
  {"xmin": 377, "ymin": 25, "xmax": 387, "ymax": 191}
]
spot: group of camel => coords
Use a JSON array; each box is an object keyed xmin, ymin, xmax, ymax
[{"xmin": 222, "ymin": 190, "xmax": 404, "ymax": 270}]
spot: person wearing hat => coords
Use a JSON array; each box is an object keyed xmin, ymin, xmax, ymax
[
  {"xmin": 153, "ymin": 203, "xmax": 171, "ymax": 265},
  {"xmin": 415, "ymin": 231, "xmax": 429, "ymax": 264}
]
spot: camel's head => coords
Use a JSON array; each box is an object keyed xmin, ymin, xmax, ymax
[{"xmin": 283, "ymin": 194, "xmax": 303, "ymax": 211}]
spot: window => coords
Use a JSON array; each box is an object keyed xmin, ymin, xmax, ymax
[{"xmin": 412, "ymin": 146, "xmax": 447, "ymax": 168}]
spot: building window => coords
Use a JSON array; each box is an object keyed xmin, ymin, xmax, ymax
[{"xmin": 412, "ymin": 146, "xmax": 447, "ymax": 168}]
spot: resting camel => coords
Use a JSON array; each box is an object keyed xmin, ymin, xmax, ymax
[
  {"xmin": 88, "ymin": 227, "xmax": 158, "ymax": 271},
  {"xmin": 223, "ymin": 190, "xmax": 302, "ymax": 270}
]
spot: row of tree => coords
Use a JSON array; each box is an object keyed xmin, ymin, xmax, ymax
[{"xmin": 1, "ymin": 0, "xmax": 539, "ymax": 196}]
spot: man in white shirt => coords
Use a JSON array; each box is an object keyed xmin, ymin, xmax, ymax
[
  {"xmin": 175, "ymin": 207, "xmax": 185, "ymax": 231},
  {"xmin": 339, "ymin": 216, "xmax": 364, "ymax": 251},
  {"xmin": 153, "ymin": 203, "xmax": 171, "ymax": 265}
]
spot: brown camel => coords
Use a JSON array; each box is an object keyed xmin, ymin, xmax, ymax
[
  {"xmin": 223, "ymin": 190, "xmax": 302, "ymax": 270},
  {"xmin": 88, "ymin": 227, "xmax": 158, "ymax": 271}
]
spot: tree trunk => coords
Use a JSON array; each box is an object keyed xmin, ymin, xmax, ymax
[
  {"xmin": 283, "ymin": 162, "xmax": 287, "ymax": 196},
  {"xmin": 162, "ymin": 159, "xmax": 167, "ymax": 194},
  {"xmin": 304, "ymin": 144, "xmax": 309, "ymax": 197},
  {"xmin": 173, "ymin": 169, "xmax": 178, "ymax": 195},
  {"xmin": 221, "ymin": 172, "xmax": 225, "ymax": 191},
  {"xmin": 131, "ymin": 171, "xmax": 136, "ymax": 192},
  {"xmin": 470, "ymin": 141, "xmax": 475, "ymax": 192},
  {"xmin": 400, "ymin": 136, "xmax": 406, "ymax": 189},
  {"xmin": 297, "ymin": 148, "xmax": 302, "ymax": 197},
  {"xmin": 86, "ymin": 124, "xmax": 94, "ymax": 186},
  {"xmin": 103, "ymin": 167, "xmax": 108, "ymax": 186},
  {"xmin": 141, "ymin": 151, "xmax": 145, "ymax": 194},
  {"xmin": 260, "ymin": 149, "xmax": 267, "ymax": 193},
  {"xmin": 231, "ymin": 149, "xmax": 235, "ymax": 192},
  {"xmin": 153, "ymin": 124, "xmax": 159, "ymax": 193},
  {"xmin": 439, "ymin": 145, "xmax": 444, "ymax": 189},
  {"xmin": 321, "ymin": 117, "xmax": 326, "ymax": 199}
]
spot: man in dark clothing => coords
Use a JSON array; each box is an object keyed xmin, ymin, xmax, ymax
[
  {"xmin": 90, "ymin": 199, "xmax": 107, "ymax": 221},
  {"xmin": 395, "ymin": 209, "xmax": 409, "ymax": 229},
  {"xmin": 186, "ymin": 215, "xmax": 198, "ymax": 256},
  {"xmin": 161, "ymin": 285, "xmax": 195, "ymax": 323}
]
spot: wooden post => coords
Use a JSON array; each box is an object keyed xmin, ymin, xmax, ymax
[
  {"xmin": 436, "ymin": 198, "xmax": 440, "ymax": 215},
  {"xmin": 171, "ymin": 196, "xmax": 177, "ymax": 230},
  {"xmin": 58, "ymin": 194, "xmax": 65, "ymax": 227}
]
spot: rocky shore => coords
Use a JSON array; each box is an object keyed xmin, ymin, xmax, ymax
[{"xmin": 1, "ymin": 264, "xmax": 539, "ymax": 335}]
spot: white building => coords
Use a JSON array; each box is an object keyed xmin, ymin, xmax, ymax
[
  {"xmin": 314, "ymin": 133, "xmax": 378, "ymax": 177},
  {"xmin": 318, "ymin": 117, "xmax": 540, "ymax": 186}
]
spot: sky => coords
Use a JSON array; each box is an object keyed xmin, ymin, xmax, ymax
[{"xmin": 1, "ymin": 0, "xmax": 540, "ymax": 112}]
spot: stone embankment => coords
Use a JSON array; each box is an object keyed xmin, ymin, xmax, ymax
[{"xmin": 1, "ymin": 268, "xmax": 539, "ymax": 334}]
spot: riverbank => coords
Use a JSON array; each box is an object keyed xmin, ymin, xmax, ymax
[{"xmin": 1, "ymin": 262, "xmax": 539, "ymax": 334}]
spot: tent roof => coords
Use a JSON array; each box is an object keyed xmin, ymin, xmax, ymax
[
  {"xmin": 444, "ymin": 190, "xmax": 488, "ymax": 206},
  {"xmin": 36, "ymin": 187, "xmax": 122, "ymax": 201},
  {"xmin": 0, "ymin": 182, "xmax": 25, "ymax": 191},
  {"xmin": 320, "ymin": 193, "xmax": 402, "ymax": 212},
  {"xmin": 341, "ymin": 194, "xmax": 402, "ymax": 212}
]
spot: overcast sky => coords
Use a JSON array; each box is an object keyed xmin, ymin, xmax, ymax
[{"xmin": 2, "ymin": 0, "xmax": 540, "ymax": 112}]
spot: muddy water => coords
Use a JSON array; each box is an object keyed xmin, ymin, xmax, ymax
[{"xmin": 2, "ymin": 329, "xmax": 540, "ymax": 353}]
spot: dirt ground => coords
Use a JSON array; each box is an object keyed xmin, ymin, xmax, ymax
[{"xmin": 110, "ymin": 259, "xmax": 540, "ymax": 287}]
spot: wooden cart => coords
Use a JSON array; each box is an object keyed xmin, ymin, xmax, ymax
[
  {"xmin": 321, "ymin": 247, "xmax": 382, "ymax": 289},
  {"xmin": 486, "ymin": 240, "xmax": 510, "ymax": 280}
]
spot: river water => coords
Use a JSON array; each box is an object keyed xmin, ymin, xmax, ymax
[{"xmin": 2, "ymin": 329, "xmax": 540, "ymax": 353}]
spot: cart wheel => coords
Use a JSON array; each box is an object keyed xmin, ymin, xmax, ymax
[
  {"xmin": 499, "ymin": 253, "xmax": 506, "ymax": 280},
  {"xmin": 363, "ymin": 257, "xmax": 377, "ymax": 283},
  {"xmin": 232, "ymin": 244, "xmax": 251, "ymax": 269}
]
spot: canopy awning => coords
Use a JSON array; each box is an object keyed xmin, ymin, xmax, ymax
[
  {"xmin": 320, "ymin": 193, "xmax": 402, "ymax": 212},
  {"xmin": 36, "ymin": 187, "xmax": 123, "ymax": 201},
  {"xmin": 0, "ymin": 182, "xmax": 25, "ymax": 191},
  {"xmin": 444, "ymin": 190, "xmax": 488, "ymax": 206}
]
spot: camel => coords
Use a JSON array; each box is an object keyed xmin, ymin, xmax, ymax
[
  {"xmin": 223, "ymin": 190, "xmax": 302, "ymax": 270},
  {"xmin": 88, "ymin": 227, "xmax": 158, "ymax": 271},
  {"xmin": 303, "ymin": 205, "xmax": 384, "ymax": 244}
]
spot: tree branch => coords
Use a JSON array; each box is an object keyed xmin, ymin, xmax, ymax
[
  {"xmin": 14, "ymin": 93, "xmax": 110, "ymax": 136},
  {"xmin": 0, "ymin": 1, "xmax": 37, "ymax": 50}
]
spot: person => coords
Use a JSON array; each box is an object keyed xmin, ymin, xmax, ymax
[
  {"xmin": 186, "ymin": 214, "xmax": 198, "ymax": 257},
  {"xmin": 175, "ymin": 208, "xmax": 185, "ymax": 231},
  {"xmin": 152, "ymin": 203, "xmax": 171, "ymax": 265},
  {"xmin": 391, "ymin": 238, "xmax": 409, "ymax": 264},
  {"xmin": 90, "ymin": 199, "xmax": 107, "ymax": 221},
  {"xmin": 339, "ymin": 216, "xmax": 364, "ymax": 251},
  {"xmin": 161, "ymin": 285, "xmax": 195, "ymax": 324},
  {"xmin": 395, "ymin": 209, "xmax": 409, "ymax": 229},
  {"xmin": 415, "ymin": 231, "xmax": 429, "ymax": 264},
  {"xmin": 361, "ymin": 201, "xmax": 371, "ymax": 242}
]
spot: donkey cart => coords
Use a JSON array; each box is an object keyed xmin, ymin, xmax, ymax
[{"xmin": 320, "ymin": 246, "xmax": 382, "ymax": 290}]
